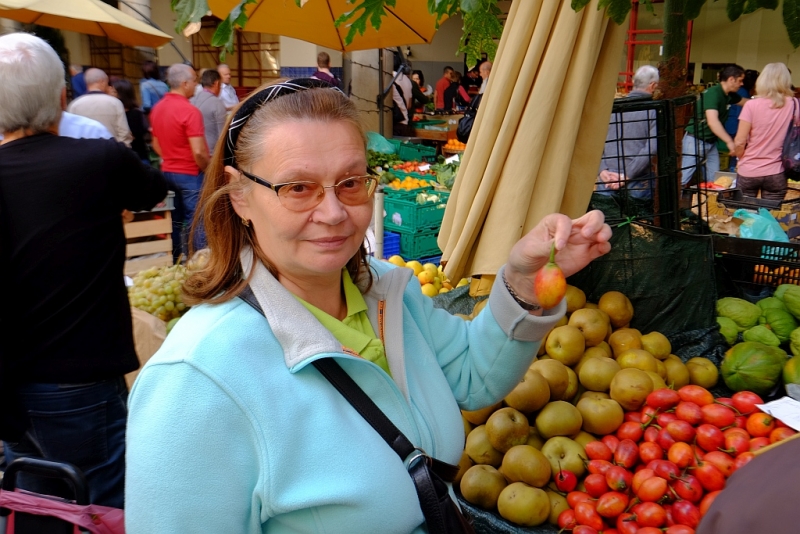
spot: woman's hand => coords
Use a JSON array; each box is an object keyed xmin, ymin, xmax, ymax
[{"xmin": 504, "ymin": 211, "xmax": 612, "ymax": 303}]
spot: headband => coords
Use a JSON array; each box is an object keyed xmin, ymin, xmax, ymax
[{"xmin": 223, "ymin": 78, "xmax": 346, "ymax": 168}]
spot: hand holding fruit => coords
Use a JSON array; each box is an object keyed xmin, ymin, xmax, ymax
[{"xmin": 505, "ymin": 211, "xmax": 612, "ymax": 306}]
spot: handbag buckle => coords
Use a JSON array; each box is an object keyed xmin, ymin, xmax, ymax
[{"xmin": 404, "ymin": 447, "xmax": 431, "ymax": 471}]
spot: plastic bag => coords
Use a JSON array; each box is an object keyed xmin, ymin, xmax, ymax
[
  {"xmin": 366, "ymin": 131, "xmax": 396, "ymax": 154},
  {"xmin": 733, "ymin": 208, "xmax": 789, "ymax": 243}
]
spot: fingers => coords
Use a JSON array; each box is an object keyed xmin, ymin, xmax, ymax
[
  {"xmin": 545, "ymin": 214, "xmax": 573, "ymax": 251},
  {"xmin": 572, "ymin": 210, "xmax": 606, "ymax": 239}
]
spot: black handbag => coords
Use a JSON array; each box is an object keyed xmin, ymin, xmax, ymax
[
  {"xmin": 782, "ymin": 97, "xmax": 800, "ymax": 174},
  {"xmin": 239, "ymin": 286, "xmax": 475, "ymax": 534},
  {"xmin": 456, "ymin": 94, "xmax": 482, "ymax": 144}
]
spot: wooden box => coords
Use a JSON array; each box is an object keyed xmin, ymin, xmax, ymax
[{"xmin": 124, "ymin": 210, "xmax": 173, "ymax": 276}]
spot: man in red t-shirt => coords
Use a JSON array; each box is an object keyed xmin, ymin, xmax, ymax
[
  {"xmin": 434, "ymin": 66, "xmax": 454, "ymax": 110},
  {"xmin": 150, "ymin": 63, "xmax": 210, "ymax": 258}
]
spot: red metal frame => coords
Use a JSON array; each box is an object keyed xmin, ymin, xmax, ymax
[{"xmin": 621, "ymin": 0, "xmax": 694, "ymax": 91}]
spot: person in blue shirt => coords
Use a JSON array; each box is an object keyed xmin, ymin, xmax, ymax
[
  {"xmin": 69, "ymin": 64, "xmax": 86, "ymax": 98},
  {"xmin": 139, "ymin": 60, "xmax": 168, "ymax": 115},
  {"xmin": 723, "ymin": 69, "xmax": 758, "ymax": 170}
]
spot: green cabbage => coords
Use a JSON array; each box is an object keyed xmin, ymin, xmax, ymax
[
  {"xmin": 717, "ymin": 317, "xmax": 739, "ymax": 345},
  {"xmin": 757, "ymin": 297, "xmax": 788, "ymax": 313},
  {"xmin": 774, "ymin": 284, "xmax": 796, "ymax": 301},
  {"xmin": 742, "ymin": 325, "xmax": 781, "ymax": 347},
  {"xmin": 760, "ymin": 308, "xmax": 798, "ymax": 342},
  {"xmin": 721, "ymin": 341, "xmax": 787, "ymax": 395},
  {"xmin": 716, "ymin": 298, "xmax": 762, "ymax": 331},
  {"xmin": 791, "ymin": 327, "xmax": 800, "ymax": 357}
]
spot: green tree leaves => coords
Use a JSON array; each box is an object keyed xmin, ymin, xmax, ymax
[
  {"xmin": 459, "ymin": 0, "xmax": 503, "ymax": 68},
  {"xmin": 211, "ymin": 0, "xmax": 258, "ymax": 60},
  {"xmin": 333, "ymin": 0, "xmax": 397, "ymax": 46},
  {"xmin": 171, "ymin": 0, "xmax": 209, "ymax": 36},
  {"xmin": 684, "ymin": 0, "xmax": 708, "ymax": 20},
  {"xmin": 785, "ymin": 0, "xmax": 800, "ymax": 47}
]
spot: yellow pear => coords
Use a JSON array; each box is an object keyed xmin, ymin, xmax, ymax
[
  {"xmin": 460, "ymin": 464, "xmax": 507, "ymax": 510},
  {"xmin": 664, "ymin": 355, "xmax": 691, "ymax": 389},
  {"xmin": 565, "ymin": 285, "xmax": 587, "ymax": 313},
  {"xmin": 465, "ymin": 425, "xmax": 504, "ymax": 466},
  {"xmin": 616, "ymin": 349, "xmax": 659, "ymax": 373},
  {"xmin": 530, "ymin": 359, "xmax": 570, "ymax": 400},
  {"xmin": 569, "ymin": 308, "xmax": 610, "ymax": 347},
  {"xmin": 640, "ymin": 332, "xmax": 672, "ymax": 360},
  {"xmin": 535, "ymin": 401, "xmax": 583, "ymax": 439},
  {"xmin": 405, "ymin": 260, "xmax": 423, "ymax": 275},
  {"xmin": 686, "ymin": 357, "xmax": 719, "ymax": 388},
  {"xmin": 646, "ymin": 371, "xmax": 668, "ymax": 391},
  {"xmin": 497, "ymin": 483, "xmax": 550, "ymax": 527},
  {"xmin": 499, "ymin": 445, "xmax": 552, "ymax": 488},
  {"xmin": 598, "ymin": 291, "xmax": 634, "ymax": 328},
  {"xmin": 545, "ymin": 325, "xmax": 586, "ymax": 366},
  {"xmin": 584, "ymin": 302, "xmax": 599, "ymax": 309},
  {"xmin": 546, "ymin": 489, "xmax": 570, "ymax": 525},
  {"xmin": 504, "ymin": 370, "xmax": 550, "ymax": 413},
  {"xmin": 595, "ymin": 341, "xmax": 613, "ymax": 358},
  {"xmin": 387, "ymin": 255, "xmax": 406, "ymax": 267},
  {"xmin": 609, "ymin": 330, "xmax": 642, "ymax": 358},
  {"xmin": 579, "ymin": 357, "xmax": 622, "ymax": 392},
  {"xmin": 609, "ymin": 368, "xmax": 653, "ymax": 411},
  {"xmin": 462, "ymin": 401, "xmax": 502, "ymax": 425}
]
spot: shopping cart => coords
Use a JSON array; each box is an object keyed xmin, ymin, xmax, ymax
[{"xmin": 0, "ymin": 458, "xmax": 123, "ymax": 534}]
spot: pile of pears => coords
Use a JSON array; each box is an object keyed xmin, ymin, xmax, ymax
[{"xmin": 457, "ymin": 288, "xmax": 719, "ymax": 528}]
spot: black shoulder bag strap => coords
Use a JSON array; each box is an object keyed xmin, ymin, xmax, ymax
[{"xmin": 238, "ymin": 286, "xmax": 472, "ymax": 534}]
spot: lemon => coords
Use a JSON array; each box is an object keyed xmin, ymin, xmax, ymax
[
  {"xmin": 418, "ymin": 271, "xmax": 435, "ymax": 285},
  {"xmin": 422, "ymin": 263, "xmax": 439, "ymax": 278},
  {"xmin": 457, "ymin": 278, "xmax": 470, "ymax": 288},
  {"xmin": 433, "ymin": 277, "xmax": 442, "ymax": 291},
  {"xmin": 421, "ymin": 283, "xmax": 438, "ymax": 297},
  {"xmin": 439, "ymin": 288, "xmax": 450, "ymax": 294},
  {"xmin": 387, "ymin": 255, "xmax": 406, "ymax": 267},
  {"xmin": 406, "ymin": 260, "xmax": 424, "ymax": 276}
]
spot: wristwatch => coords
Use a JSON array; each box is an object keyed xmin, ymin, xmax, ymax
[{"xmin": 503, "ymin": 274, "xmax": 541, "ymax": 312}]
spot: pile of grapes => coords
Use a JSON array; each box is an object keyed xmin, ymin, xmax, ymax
[{"xmin": 127, "ymin": 250, "xmax": 209, "ymax": 323}]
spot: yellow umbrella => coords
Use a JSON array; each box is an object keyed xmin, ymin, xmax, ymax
[
  {"xmin": 438, "ymin": 0, "xmax": 628, "ymax": 291},
  {"xmin": 0, "ymin": 0, "xmax": 173, "ymax": 48},
  {"xmin": 207, "ymin": 0, "xmax": 442, "ymax": 51}
]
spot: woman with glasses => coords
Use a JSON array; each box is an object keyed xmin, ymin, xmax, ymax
[{"xmin": 124, "ymin": 78, "xmax": 611, "ymax": 533}]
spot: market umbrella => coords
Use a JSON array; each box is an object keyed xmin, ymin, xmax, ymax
[
  {"xmin": 0, "ymin": 0, "xmax": 173, "ymax": 48},
  {"xmin": 207, "ymin": 0, "xmax": 442, "ymax": 52},
  {"xmin": 438, "ymin": 0, "xmax": 628, "ymax": 291}
]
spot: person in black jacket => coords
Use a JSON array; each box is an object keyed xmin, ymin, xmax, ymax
[
  {"xmin": 0, "ymin": 32, "xmax": 167, "ymax": 508},
  {"xmin": 113, "ymin": 78, "xmax": 151, "ymax": 164}
]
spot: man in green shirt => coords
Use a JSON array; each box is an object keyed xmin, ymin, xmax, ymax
[{"xmin": 681, "ymin": 64, "xmax": 745, "ymax": 186}]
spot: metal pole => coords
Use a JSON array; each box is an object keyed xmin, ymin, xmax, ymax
[
  {"xmin": 374, "ymin": 189, "xmax": 385, "ymax": 258},
  {"xmin": 378, "ymin": 49, "xmax": 384, "ymax": 136}
]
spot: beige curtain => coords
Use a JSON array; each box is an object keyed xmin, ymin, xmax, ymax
[{"xmin": 438, "ymin": 0, "xmax": 628, "ymax": 289}]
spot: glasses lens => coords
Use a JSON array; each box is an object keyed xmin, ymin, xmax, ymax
[
  {"xmin": 277, "ymin": 182, "xmax": 323, "ymax": 210},
  {"xmin": 336, "ymin": 176, "xmax": 376, "ymax": 205}
]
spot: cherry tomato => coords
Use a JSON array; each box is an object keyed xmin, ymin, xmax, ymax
[
  {"xmin": 648, "ymin": 459, "xmax": 681, "ymax": 481},
  {"xmin": 585, "ymin": 440, "xmax": 613, "ymax": 461},
  {"xmin": 617, "ymin": 421, "xmax": 644, "ymax": 442},
  {"xmin": 567, "ymin": 491, "xmax": 594, "ymax": 508},
  {"xmin": 671, "ymin": 500, "xmax": 700, "ymax": 528},
  {"xmin": 723, "ymin": 426, "xmax": 749, "ymax": 439},
  {"xmin": 625, "ymin": 411, "xmax": 643, "ymax": 423},
  {"xmin": 632, "ymin": 468, "xmax": 656, "ymax": 493},
  {"xmin": 646, "ymin": 388, "xmax": 681, "ymax": 410},
  {"xmin": 670, "ymin": 475, "xmax": 703, "ymax": 503},
  {"xmin": 596, "ymin": 491, "xmax": 629, "ymax": 519},
  {"xmin": 675, "ymin": 402, "xmax": 703, "ymax": 425},
  {"xmin": 637, "ymin": 528, "xmax": 664, "ymax": 534},
  {"xmin": 614, "ymin": 439, "xmax": 640, "ymax": 469},
  {"xmin": 575, "ymin": 501, "xmax": 604, "ymax": 530},
  {"xmin": 602, "ymin": 434, "xmax": 620, "ymax": 453},
  {"xmin": 668, "ymin": 442, "xmax": 695, "ymax": 469},
  {"xmin": 606, "ymin": 465, "xmax": 633, "ymax": 492},
  {"xmin": 573, "ymin": 526, "xmax": 599, "ymax": 534},
  {"xmin": 714, "ymin": 397, "xmax": 734, "ymax": 409},
  {"xmin": 587, "ymin": 459, "xmax": 614, "ymax": 476},
  {"xmin": 635, "ymin": 502, "xmax": 667, "ymax": 528},
  {"xmin": 731, "ymin": 451, "xmax": 755, "ymax": 472},
  {"xmin": 656, "ymin": 412, "xmax": 678, "ymax": 427},
  {"xmin": 636, "ymin": 476, "xmax": 668, "ymax": 502},
  {"xmin": 746, "ymin": 412, "xmax": 775, "ymax": 437},
  {"xmin": 664, "ymin": 503, "xmax": 675, "ymax": 526},
  {"xmin": 665, "ymin": 420, "xmax": 696, "ymax": 443},
  {"xmin": 770, "ymin": 426, "xmax": 797, "ymax": 443},
  {"xmin": 733, "ymin": 415, "xmax": 747, "ymax": 429},
  {"xmin": 656, "ymin": 427, "xmax": 677, "ymax": 451},
  {"xmin": 678, "ymin": 385, "xmax": 713, "ymax": 406},
  {"xmin": 699, "ymin": 490, "xmax": 722, "ymax": 517},
  {"xmin": 666, "ymin": 526, "xmax": 696, "ymax": 534},
  {"xmin": 641, "ymin": 405, "xmax": 660, "ymax": 426},
  {"xmin": 584, "ymin": 473, "xmax": 610, "ymax": 498},
  {"xmin": 693, "ymin": 461, "xmax": 726, "ymax": 492},
  {"xmin": 702, "ymin": 451, "xmax": 734, "ymax": 477},
  {"xmin": 695, "ymin": 424, "xmax": 725, "ymax": 453},
  {"xmin": 749, "ymin": 436, "xmax": 770, "ymax": 452},
  {"xmin": 724, "ymin": 432, "xmax": 750, "ymax": 457},
  {"xmin": 639, "ymin": 441, "xmax": 663, "ymax": 463},
  {"xmin": 731, "ymin": 391, "xmax": 763, "ymax": 415},
  {"xmin": 701, "ymin": 403, "xmax": 736, "ymax": 428},
  {"xmin": 643, "ymin": 426, "xmax": 659, "ymax": 443},
  {"xmin": 558, "ymin": 508, "xmax": 578, "ymax": 530},
  {"xmin": 616, "ymin": 513, "xmax": 640, "ymax": 534}
]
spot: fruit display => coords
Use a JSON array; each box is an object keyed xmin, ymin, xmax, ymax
[
  {"xmin": 443, "ymin": 138, "xmax": 467, "ymax": 151},
  {"xmin": 127, "ymin": 250, "xmax": 209, "ymax": 324},
  {"xmin": 385, "ymin": 255, "xmax": 468, "ymax": 297},
  {"xmin": 389, "ymin": 160, "xmax": 436, "ymax": 175},
  {"xmin": 534, "ymin": 244, "xmax": 566, "ymax": 310},
  {"xmin": 456, "ymin": 288, "xmax": 765, "ymax": 530},
  {"xmin": 385, "ymin": 176, "xmax": 434, "ymax": 191},
  {"xmin": 367, "ymin": 149, "xmax": 402, "ymax": 169}
]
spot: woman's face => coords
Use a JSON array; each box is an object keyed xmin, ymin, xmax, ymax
[
  {"xmin": 231, "ymin": 120, "xmax": 372, "ymax": 283},
  {"xmin": 411, "ymin": 73, "xmax": 420, "ymax": 85}
]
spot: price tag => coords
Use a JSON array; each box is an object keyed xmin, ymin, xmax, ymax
[
  {"xmin": 418, "ymin": 164, "xmax": 431, "ymax": 172},
  {"xmin": 756, "ymin": 396, "xmax": 800, "ymax": 432},
  {"xmin": 445, "ymin": 154, "xmax": 460, "ymax": 164}
]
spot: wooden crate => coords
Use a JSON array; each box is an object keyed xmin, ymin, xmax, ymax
[{"xmin": 124, "ymin": 211, "xmax": 173, "ymax": 276}]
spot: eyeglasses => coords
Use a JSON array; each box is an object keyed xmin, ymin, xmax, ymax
[{"xmin": 239, "ymin": 170, "xmax": 378, "ymax": 212}]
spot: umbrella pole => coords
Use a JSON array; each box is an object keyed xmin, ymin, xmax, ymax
[
  {"xmin": 378, "ymin": 50, "xmax": 384, "ymax": 136},
  {"xmin": 374, "ymin": 189, "xmax": 384, "ymax": 259}
]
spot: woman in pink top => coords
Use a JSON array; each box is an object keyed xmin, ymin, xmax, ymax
[{"xmin": 734, "ymin": 63, "xmax": 796, "ymax": 200}]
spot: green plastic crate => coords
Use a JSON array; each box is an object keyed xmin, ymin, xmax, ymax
[
  {"xmin": 398, "ymin": 143, "xmax": 437, "ymax": 162},
  {"xmin": 400, "ymin": 228, "xmax": 441, "ymax": 260},
  {"xmin": 384, "ymin": 191, "xmax": 449, "ymax": 234},
  {"xmin": 389, "ymin": 170, "xmax": 436, "ymax": 182}
]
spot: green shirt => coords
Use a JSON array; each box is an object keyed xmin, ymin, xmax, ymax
[
  {"xmin": 295, "ymin": 271, "xmax": 391, "ymax": 376},
  {"xmin": 687, "ymin": 84, "xmax": 741, "ymax": 142}
]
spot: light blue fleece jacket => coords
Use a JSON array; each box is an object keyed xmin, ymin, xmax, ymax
[{"xmin": 125, "ymin": 254, "xmax": 565, "ymax": 533}]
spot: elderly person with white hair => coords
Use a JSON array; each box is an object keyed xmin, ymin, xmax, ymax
[
  {"xmin": 0, "ymin": 32, "xmax": 167, "ymax": 508},
  {"xmin": 67, "ymin": 67, "xmax": 133, "ymax": 146},
  {"xmin": 149, "ymin": 63, "xmax": 210, "ymax": 258},
  {"xmin": 597, "ymin": 64, "xmax": 660, "ymax": 199}
]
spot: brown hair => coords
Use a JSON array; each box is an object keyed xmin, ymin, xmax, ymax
[
  {"xmin": 317, "ymin": 52, "xmax": 330, "ymax": 68},
  {"xmin": 184, "ymin": 80, "xmax": 372, "ymax": 306}
]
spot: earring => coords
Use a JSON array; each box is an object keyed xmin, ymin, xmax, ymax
[{"xmin": 241, "ymin": 217, "xmax": 250, "ymax": 227}]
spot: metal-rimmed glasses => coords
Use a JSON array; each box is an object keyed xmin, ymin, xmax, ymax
[{"xmin": 238, "ymin": 170, "xmax": 378, "ymax": 212}]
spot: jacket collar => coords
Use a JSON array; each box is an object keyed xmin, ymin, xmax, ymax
[{"xmin": 241, "ymin": 249, "xmax": 412, "ymax": 395}]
